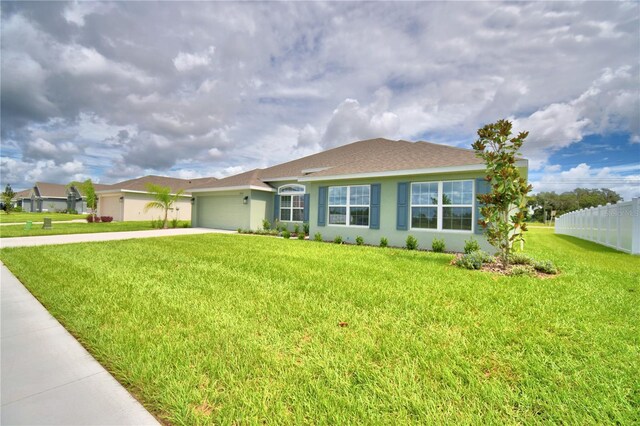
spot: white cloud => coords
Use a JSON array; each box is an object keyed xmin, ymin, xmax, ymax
[
  {"xmin": 173, "ymin": 46, "xmax": 215, "ymax": 71},
  {"xmin": 1, "ymin": 2, "xmax": 638, "ymax": 186},
  {"xmin": 63, "ymin": 2, "xmax": 111, "ymax": 27},
  {"xmin": 513, "ymin": 65, "xmax": 639, "ymax": 170},
  {"xmin": 531, "ymin": 162, "xmax": 640, "ymax": 201},
  {"xmin": 59, "ymin": 45, "xmax": 153, "ymax": 85},
  {"xmin": 0, "ymin": 157, "xmax": 88, "ymax": 189},
  {"xmin": 296, "ymin": 124, "xmax": 321, "ymax": 148},
  {"xmin": 212, "ymin": 165, "xmax": 246, "ymax": 179},
  {"xmin": 319, "ymin": 90, "xmax": 400, "ymax": 149},
  {"xmin": 208, "ymin": 148, "xmax": 223, "ymax": 159}
]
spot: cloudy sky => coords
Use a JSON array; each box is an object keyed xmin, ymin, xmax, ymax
[{"xmin": 1, "ymin": 1, "xmax": 638, "ymax": 199}]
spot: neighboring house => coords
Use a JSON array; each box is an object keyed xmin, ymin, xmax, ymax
[
  {"xmin": 19, "ymin": 182, "xmax": 112, "ymax": 213},
  {"xmin": 96, "ymin": 175, "xmax": 217, "ymax": 222},
  {"xmin": 70, "ymin": 183, "xmax": 112, "ymax": 213},
  {"xmin": 24, "ymin": 182, "xmax": 69, "ymax": 213},
  {"xmin": 11, "ymin": 189, "xmax": 32, "ymax": 210},
  {"xmin": 191, "ymin": 138, "xmax": 529, "ymax": 252}
]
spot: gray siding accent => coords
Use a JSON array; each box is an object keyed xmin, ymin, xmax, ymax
[
  {"xmin": 475, "ymin": 177, "xmax": 491, "ymax": 235},
  {"xmin": 317, "ymin": 186, "xmax": 327, "ymax": 227},
  {"xmin": 303, "ymin": 193, "xmax": 310, "ymax": 223},
  {"xmin": 396, "ymin": 182, "xmax": 409, "ymax": 230},
  {"xmin": 370, "ymin": 183, "xmax": 381, "ymax": 229}
]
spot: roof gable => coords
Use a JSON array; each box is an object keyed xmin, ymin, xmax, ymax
[{"xmin": 34, "ymin": 182, "xmax": 68, "ymax": 198}]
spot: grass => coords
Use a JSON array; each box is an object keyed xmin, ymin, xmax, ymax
[
  {"xmin": 0, "ymin": 211, "xmax": 87, "ymax": 223},
  {"xmin": 0, "ymin": 221, "xmax": 183, "ymax": 238},
  {"xmin": 0, "ymin": 228, "xmax": 638, "ymax": 424}
]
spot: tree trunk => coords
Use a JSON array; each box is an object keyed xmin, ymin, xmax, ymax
[{"xmin": 163, "ymin": 208, "xmax": 168, "ymax": 229}]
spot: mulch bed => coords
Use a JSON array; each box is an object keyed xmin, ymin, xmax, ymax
[{"xmin": 450, "ymin": 254, "xmax": 558, "ymax": 278}]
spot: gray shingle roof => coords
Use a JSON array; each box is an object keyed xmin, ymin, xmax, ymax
[
  {"xmin": 98, "ymin": 175, "xmax": 218, "ymax": 194},
  {"xmin": 190, "ymin": 169, "xmax": 272, "ymax": 191},
  {"xmin": 34, "ymin": 182, "xmax": 67, "ymax": 198},
  {"xmin": 260, "ymin": 138, "xmax": 485, "ymax": 180},
  {"xmin": 191, "ymin": 138, "xmax": 494, "ymax": 191}
]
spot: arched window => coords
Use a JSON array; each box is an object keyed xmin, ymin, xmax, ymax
[
  {"xmin": 278, "ymin": 184, "xmax": 306, "ymax": 195},
  {"xmin": 278, "ymin": 185, "xmax": 306, "ymax": 222}
]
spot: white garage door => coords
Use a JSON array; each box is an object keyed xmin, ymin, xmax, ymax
[{"xmin": 197, "ymin": 195, "xmax": 247, "ymax": 230}]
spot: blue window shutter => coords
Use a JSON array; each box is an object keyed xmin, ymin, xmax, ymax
[
  {"xmin": 475, "ymin": 178, "xmax": 490, "ymax": 234},
  {"xmin": 318, "ymin": 187, "xmax": 327, "ymax": 226},
  {"xmin": 370, "ymin": 184, "xmax": 381, "ymax": 229},
  {"xmin": 396, "ymin": 182, "xmax": 409, "ymax": 230},
  {"xmin": 303, "ymin": 193, "xmax": 310, "ymax": 222},
  {"xmin": 273, "ymin": 194, "xmax": 280, "ymax": 222}
]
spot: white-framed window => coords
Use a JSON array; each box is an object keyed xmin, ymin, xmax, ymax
[
  {"xmin": 328, "ymin": 185, "xmax": 370, "ymax": 226},
  {"xmin": 411, "ymin": 182, "xmax": 438, "ymax": 229},
  {"xmin": 410, "ymin": 180, "xmax": 474, "ymax": 232},
  {"xmin": 279, "ymin": 185, "xmax": 305, "ymax": 222},
  {"xmin": 442, "ymin": 180, "xmax": 473, "ymax": 230}
]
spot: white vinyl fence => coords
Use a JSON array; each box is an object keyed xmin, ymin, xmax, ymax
[{"xmin": 555, "ymin": 198, "xmax": 640, "ymax": 255}]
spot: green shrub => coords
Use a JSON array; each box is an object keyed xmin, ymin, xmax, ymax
[
  {"xmin": 282, "ymin": 230, "xmax": 291, "ymax": 239},
  {"xmin": 534, "ymin": 260, "xmax": 558, "ymax": 275},
  {"xmin": 380, "ymin": 237, "xmax": 388, "ymax": 248},
  {"xmin": 262, "ymin": 219, "xmax": 271, "ymax": 230},
  {"xmin": 508, "ymin": 265, "xmax": 535, "ymax": 277},
  {"xmin": 454, "ymin": 254, "xmax": 482, "ymax": 270},
  {"xmin": 475, "ymin": 250, "xmax": 495, "ymax": 263},
  {"xmin": 432, "ymin": 238, "xmax": 445, "ymax": 252},
  {"xmin": 334, "ymin": 235, "xmax": 343, "ymax": 244},
  {"xmin": 406, "ymin": 235, "xmax": 418, "ymax": 250},
  {"xmin": 464, "ymin": 238, "xmax": 480, "ymax": 254},
  {"xmin": 171, "ymin": 218, "xmax": 179, "ymax": 228},
  {"xmin": 355, "ymin": 236, "xmax": 364, "ymax": 246},
  {"xmin": 314, "ymin": 232, "xmax": 322, "ymax": 242},
  {"xmin": 13, "ymin": 206, "xmax": 23, "ymax": 212},
  {"xmin": 182, "ymin": 222, "xmax": 191, "ymax": 228},
  {"xmin": 454, "ymin": 250, "xmax": 495, "ymax": 270},
  {"xmin": 297, "ymin": 232, "xmax": 305, "ymax": 240},
  {"xmin": 236, "ymin": 227, "xmax": 242, "ymax": 233},
  {"xmin": 303, "ymin": 223, "xmax": 310, "ymax": 235},
  {"xmin": 293, "ymin": 224, "xmax": 300, "ymax": 235},
  {"xmin": 508, "ymin": 252, "xmax": 533, "ymax": 265}
]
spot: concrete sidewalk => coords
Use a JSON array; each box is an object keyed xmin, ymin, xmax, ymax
[
  {"xmin": 0, "ymin": 219, "xmax": 87, "ymax": 227},
  {"xmin": 1, "ymin": 263, "xmax": 160, "ymax": 425},
  {"xmin": 0, "ymin": 227, "xmax": 234, "ymax": 248}
]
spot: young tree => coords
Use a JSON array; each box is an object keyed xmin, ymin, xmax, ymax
[
  {"xmin": 472, "ymin": 119, "xmax": 532, "ymax": 264},
  {"xmin": 144, "ymin": 184, "xmax": 184, "ymax": 229},
  {"xmin": 2, "ymin": 184, "xmax": 16, "ymax": 214},
  {"xmin": 68, "ymin": 179, "xmax": 97, "ymax": 220}
]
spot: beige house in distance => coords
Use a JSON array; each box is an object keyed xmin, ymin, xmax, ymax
[{"xmin": 97, "ymin": 175, "xmax": 217, "ymax": 222}]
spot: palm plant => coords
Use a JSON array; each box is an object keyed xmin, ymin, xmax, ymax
[{"xmin": 144, "ymin": 184, "xmax": 184, "ymax": 229}]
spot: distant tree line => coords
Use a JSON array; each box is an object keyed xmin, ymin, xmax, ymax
[{"xmin": 528, "ymin": 188, "xmax": 622, "ymax": 222}]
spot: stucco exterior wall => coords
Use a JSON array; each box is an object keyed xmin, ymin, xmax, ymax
[
  {"xmin": 121, "ymin": 193, "xmax": 192, "ymax": 222},
  {"xmin": 98, "ymin": 194, "xmax": 123, "ymax": 221},
  {"xmin": 249, "ymin": 190, "xmax": 274, "ymax": 230},
  {"xmin": 306, "ymin": 171, "xmax": 493, "ymax": 253},
  {"xmin": 98, "ymin": 192, "xmax": 191, "ymax": 222},
  {"xmin": 37, "ymin": 198, "xmax": 68, "ymax": 213}
]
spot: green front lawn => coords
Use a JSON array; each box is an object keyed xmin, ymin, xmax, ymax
[
  {"xmin": 0, "ymin": 221, "xmax": 170, "ymax": 238},
  {"xmin": 0, "ymin": 228, "xmax": 637, "ymax": 424},
  {"xmin": 0, "ymin": 212, "xmax": 86, "ymax": 223}
]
